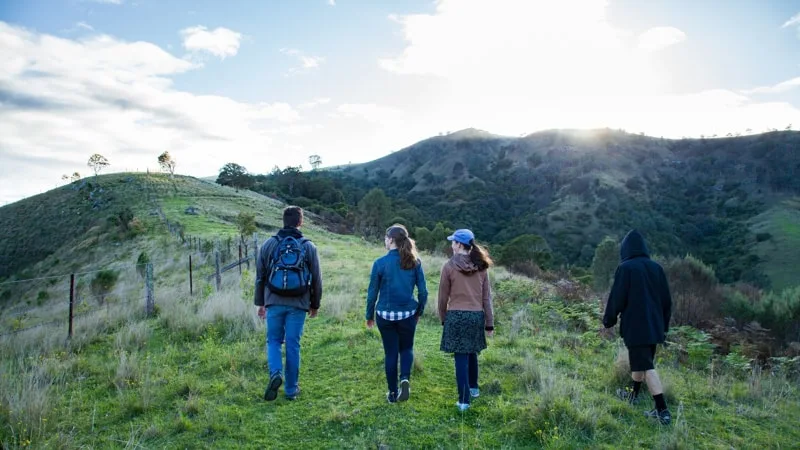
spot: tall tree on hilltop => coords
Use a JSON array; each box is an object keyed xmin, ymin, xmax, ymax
[
  {"xmin": 158, "ymin": 151, "xmax": 177, "ymax": 177},
  {"xmin": 309, "ymin": 154, "xmax": 322, "ymax": 170},
  {"xmin": 217, "ymin": 163, "xmax": 252, "ymax": 192},
  {"xmin": 87, "ymin": 154, "xmax": 110, "ymax": 179}
]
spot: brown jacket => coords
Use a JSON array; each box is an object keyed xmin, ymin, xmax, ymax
[{"xmin": 437, "ymin": 254, "xmax": 494, "ymax": 328}]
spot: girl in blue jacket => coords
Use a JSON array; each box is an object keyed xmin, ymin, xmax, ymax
[{"xmin": 366, "ymin": 224, "xmax": 428, "ymax": 403}]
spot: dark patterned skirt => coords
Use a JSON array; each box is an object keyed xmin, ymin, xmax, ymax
[{"xmin": 440, "ymin": 310, "xmax": 487, "ymax": 354}]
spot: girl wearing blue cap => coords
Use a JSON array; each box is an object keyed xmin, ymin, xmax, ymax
[
  {"xmin": 437, "ymin": 229, "xmax": 494, "ymax": 412},
  {"xmin": 366, "ymin": 224, "xmax": 428, "ymax": 403}
]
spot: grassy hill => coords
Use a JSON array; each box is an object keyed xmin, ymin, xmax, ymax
[
  {"xmin": 1, "ymin": 174, "xmax": 798, "ymax": 448},
  {"xmin": 322, "ymin": 129, "xmax": 800, "ymax": 290}
]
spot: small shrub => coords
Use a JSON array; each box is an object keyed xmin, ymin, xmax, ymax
[
  {"xmin": 91, "ymin": 270, "xmax": 119, "ymax": 305},
  {"xmin": 662, "ymin": 255, "xmax": 720, "ymax": 326},
  {"xmin": 136, "ymin": 252, "xmax": 150, "ymax": 279},
  {"xmin": 36, "ymin": 290, "xmax": 49, "ymax": 305}
]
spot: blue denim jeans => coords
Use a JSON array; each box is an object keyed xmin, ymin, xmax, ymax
[
  {"xmin": 266, "ymin": 305, "xmax": 307, "ymax": 397},
  {"xmin": 376, "ymin": 315, "xmax": 417, "ymax": 395},
  {"xmin": 454, "ymin": 353, "xmax": 478, "ymax": 404}
]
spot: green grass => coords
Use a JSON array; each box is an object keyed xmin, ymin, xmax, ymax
[
  {"xmin": 751, "ymin": 198, "xmax": 800, "ymax": 291},
  {"xmin": 1, "ymin": 175, "xmax": 799, "ymax": 449}
]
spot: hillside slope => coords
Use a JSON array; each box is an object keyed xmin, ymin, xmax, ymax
[
  {"xmin": 334, "ymin": 129, "xmax": 800, "ymax": 289},
  {"xmin": 1, "ymin": 176, "xmax": 798, "ymax": 449}
]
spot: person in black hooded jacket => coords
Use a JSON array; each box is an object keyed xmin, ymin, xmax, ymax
[{"xmin": 602, "ymin": 229, "xmax": 673, "ymax": 425}]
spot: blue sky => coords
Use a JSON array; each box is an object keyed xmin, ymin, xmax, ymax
[{"xmin": 2, "ymin": 0, "xmax": 800, "ymax": 204}]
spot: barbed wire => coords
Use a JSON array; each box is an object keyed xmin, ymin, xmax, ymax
[
  {"xmin": 0, "ymin": 256, "xmax": 182, "ymax": 286},
  {"xmin": 0, "ymin": 293, "xmax": 144, "ymax": 337}
]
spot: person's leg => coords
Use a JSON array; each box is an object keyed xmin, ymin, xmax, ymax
[
  {"xmin": 454, "ymin": 353, "xmax": 470, "ymax": 405},
  {"xmin": 644, "ymin": 370, "xmax": 663, "ymax": 395},
  {"xmin": 266, "ymin": 306, "xmax": 287, "ymax": 377},
  {"xmin": 631, "ymin": 371, "xmax": 644, "ymax": 397},
  {"xmin": 397, "ymin": 316, "xmax": 417, "ymax": 382},
  {"xmin": 377, "ymin": 317, "xmax": 400, "ymax": 399},
  {"xmin": 468, "ymin": 352, "xmax": 479, "ymax": 390},
  {"xmin": 397, "ymin": 316, "xmax": 417, "ymax": 401},
  {"xmin": 283, "ymin": 307, "xmax": 307, "ymax": 398},
  {"xmin": 264, "ymin": 306, "xmax": 287, "ymax": 401}
]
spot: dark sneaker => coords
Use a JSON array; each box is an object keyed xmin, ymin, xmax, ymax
[
  {"xmin": 263, "ymin": 373, "xmax": 282, "ymax": 402},
  {"xmin": 285, "ymin": 386, "xmax": 301, "ymax": 401},
  {"xmin": 398, "ymin": 379, "xmax": 410, "ymax": 402},
  {"xmin": 645, "ymin": 408, "xmax": 672, "ymax": 425},
  {"xmin": 616, "ymin": 388, "xmax": 640, "ymax": 404},
  {"xmin": 386, "ymin": 392, "xmax": 398, "ymax": 404}
]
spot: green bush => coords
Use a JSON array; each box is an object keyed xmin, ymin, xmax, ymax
[
  {"xmin": 500, "ymin": 234, "xmax": 553, "ymax": 270},
  {"xmin": 91, "ymin": 270, "xmax": 119, "ymax": 305},
  {"xmin": 662, "ymin": 255, "xmax": 720, "ymax": 326},
  {"xmin": 136, "ymin": 252, "xmax": 150, "ymax": 279}
]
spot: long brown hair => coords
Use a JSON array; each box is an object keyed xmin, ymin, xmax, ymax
[
  {"xmin": 386, "ymin": 224, "xmax": 419, "ymax": 270},
  {"xmin": 457, "ymin": 239, "xmax": 493, "ymax": 271}
]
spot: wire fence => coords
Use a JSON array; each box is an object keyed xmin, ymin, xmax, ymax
[{"xmin": 0, "ymin": 186, "xmax": 271, "ymax": 340}]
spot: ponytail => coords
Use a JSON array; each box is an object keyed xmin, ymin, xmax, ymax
[
  {"xmin": 467, "ymin": 239, "xmax": 493, "ymax": 271},
  {"xmin": 386, "ymin": 224, "xmax": 420, "ymax": 270}
]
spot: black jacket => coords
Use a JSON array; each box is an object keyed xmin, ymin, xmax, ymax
[
  {"xmin": 254, "ymin": 227, "xmax": 322, "ymax": 311},
  {"xmin": 602, "ymin": 230, "xmax": 672, "ymax": 347}
]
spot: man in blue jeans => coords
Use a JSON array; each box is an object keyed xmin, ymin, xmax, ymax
[{"xmin": 255, "ymin": 206, "xmax": 322, "ymax": 401}]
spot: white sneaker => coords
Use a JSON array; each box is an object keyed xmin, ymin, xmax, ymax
[
  {"xmin": 456, "ymin": 402, "xmax": 470, "ymax": 412},
  {"xmin": 470, "ymin": 388, "xmax": 480, "ymax": 398},
  {"xmin": 398, "ymin": 379, "xmax": 410, "ymax": 402}
]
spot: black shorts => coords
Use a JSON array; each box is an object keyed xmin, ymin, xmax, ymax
[{"xmin": 628, "ymin": 345, "xmax": 656, "ymax": 372}]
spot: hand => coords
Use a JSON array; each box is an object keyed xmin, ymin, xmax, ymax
[
  {"xmin": 257, "ymin": 306, "xmax": 266, "ymax": 319},
  {"xmin": 486, "ymin": 329, "xmax": 494, "ymax": 338},
  {"xmin": 366, "ymin": 320, "xmax": 375, "ymax": 329},
  {"xmin": 309, "ymin": 308, "xmax": 318, "ymax": 318}
]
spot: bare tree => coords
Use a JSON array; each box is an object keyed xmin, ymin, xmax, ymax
[
  {"xmin": 308, "ymin": 154, "xmax": 322, "ymax": 170},
  {"xmin": 158, "ymin": 151, "xmax": 177, "ymax": 177},
  {"xmin": 87, "ymin": 154, "xmax": 110, "ymax": 178},
  {"xmin": 71, "ymin": 172, "xmax": 81, "ymax": 182}
]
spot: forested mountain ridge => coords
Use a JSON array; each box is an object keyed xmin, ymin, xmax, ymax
[{"xmin": 250, "ymin": 129, "xmax": 800, "ymax": 289}]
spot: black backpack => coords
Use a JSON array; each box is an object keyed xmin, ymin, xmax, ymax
[{"xmin": 266, "ymin": 235, "xmax": 312, "ymax": 297}]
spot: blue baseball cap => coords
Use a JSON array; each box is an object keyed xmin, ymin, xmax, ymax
[{"xmin": 447, "ymin": 229, "xmax": 475, "ymax": 245}]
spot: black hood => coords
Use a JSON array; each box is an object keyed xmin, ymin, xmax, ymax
[{"xmin": 620, "ymin": 229, "xmax": 650, "ymax": 261}]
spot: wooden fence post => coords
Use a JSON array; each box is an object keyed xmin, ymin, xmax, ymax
[
  {"xmin": 189, "ymin": 254, "xmax": 194, "ymax": 296},
  {"xmin": 238, "ymin": 244, "xmax": 242, "ymax": 275},
  {"xmin": 215, "ymin": 251, "xmax": 221, "ymax": 292},
  {"xmin": 250, "ymin": 232, "xmax": 258, "ymax": 270},
  {"xmin": 68, "ymin": 273, "xmax": 75, "ymax": 339},
  {"xmin": 145, "ymin": 263, "xmax": 154, "ymax": 316}
]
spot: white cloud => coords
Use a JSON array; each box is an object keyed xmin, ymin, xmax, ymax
[
  {"xmin": 782, "ymin": 12, "xmax": 800, "ymax": 28},
  {"xmin": 379, "ymin": 0, "xmax": 656, "ymax": 97},
  {"xmin": 0, "ymin": 21, "xmax": 301, "ymax": 204},
  {"xmin": 76, "ymin": 22, "xmax": 94, "ymax": 31},
  {"xmin": 376, "ymin": 0, "xmax": 800, "ymax": 142},
  {"xmin": 637, "ymin": 26, "xmax": 686, "ymax": 52},
  {"xmin": 328, "ymin": 0, "xmax": 336, "ymax": 5},
  {"xmin": 87, "ymin": 0, "xmax": 123, "ymax": 4},
  {"xmin": 741, "ymin": 77, "xmax": 800, "ymax": 95},
  {"xmin": 299, "ymin": 97, "xmax": 331, "ymax": 109},
  {"xmin": 335, "ymin": 104, "xmax": 403, "ymax": 123},
  {"xmin": 180, "ymin": 26, "xmax": 242, "ymax": 59},
  {"xmin": 280, "ymin": 48, "xmax": 324, "ymax": 75}
]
